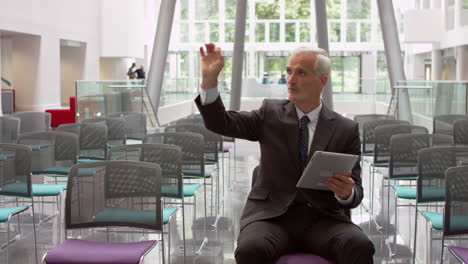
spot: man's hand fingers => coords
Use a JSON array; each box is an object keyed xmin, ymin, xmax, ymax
[
  {"xmin": 326, "ymin": 177, "xmax": 348, "ymax": 189},
  {"xmin": 199, "ymin": 46, "xmax": 205, "ymax": 57},
  {"xmin": 332, "ymin": 173, "xmax": 355, "ymax": 184}
]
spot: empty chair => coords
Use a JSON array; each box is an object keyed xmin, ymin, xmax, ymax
[
  {"xmin": 81, "ymin": 117, "xmax": 126, "ymax": 147},
  {"xmin": 14, "ymin": 112, "xmax": 51, "ymax": 133},
  {"xmin": 433, "ymin": 114, "xmax": 468, "ymax": 135},
  {"xmin": 362, "ymin": 119, "xmax": 410, "ymax": 156},
  {"xmin": 454, "ymin": 119, "xmax": 468, "ymax": 145},
  {"xmin": 42, "ymin": 161, "xmax": 166, "ymax": 264},
  {"xmin": 0, "ymin": 116, "xmax": 20, "ymax": 143},
  {"xmin": 353, "ymin": 114, "xmax": 395, "ymax": 140},
  {"xmin": 0, "ymin": 144, "xmax": 38, "ymax": 263},
  {"xmin": 108, "ymin": 112, "xmax": 147, "ymax": 141},
  {"xmin": 57, "ymin": 123, "xmax": 108, "ymax": 162}
]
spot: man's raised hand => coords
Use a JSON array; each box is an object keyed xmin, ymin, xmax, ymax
[{"xmin": 200, "ymin": 43, "xmax": 224, "ymax": 90}]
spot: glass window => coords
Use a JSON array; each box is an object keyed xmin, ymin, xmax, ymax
[
  {"xmin": 299, "ymin": 23, "xmax": 311, "ymax": 42},
  {"xmin": 180, "ymin": 0, "xmax": 188, "ymax": 20},
  {"xmin": 346, "ymin": 23, "xmax": 357, "ymax": 42},
  {"xmin": 225, "ymin": 23, "xmax": 234, "ymax": 42},
  {"xmin": 347, "ymin": 0, "xmax": 370, "ymax": 19},
  {"xmin": 195, "ymin": 23, "xmax": 205, "ymax": 42},
  {"xmin": 225, "ymin": 0, "xmax": 236, "ymax": 19},
  {"xmin": 360, "ymin": 23, "xmax": 371, "ymax": 42},
  {"xmin": 245, "ymin": 23, "xmax": 250, "ymax": 42},
  {"xmin": 196, "ymin": 0, "xmax": 219, "ymax": 19},
  {"xmin": 331, "ymin": 57, "xmax": 343, "ymax": 92},
  {"xmin": 461, "ymin": 0, "xmax": 468, "ymax": 25},
  {"xmin": 209, "ymin": 23, "xmax": 219, "ymax": 42},
  {"xmin": 285, "ymin": 23, "xmax": 296, "ymax": 42},
  {"xmin": 180, "ymin": 54, "xmax": 189, "ymax": 77},
  {"xmin": 269, "ymin": 23, "xmax": 280, "ymax": 42},
  {"xmin": 266, "ymin": 57, "xmax": 287, "ymax": 78},
  {"xmin": 255, "ymin": 0, "xmax": 280, "ymax": 19},
  {"xmin": 285, "ymin": 0, "xmax": 310, "ymax": 19},
  {"xmin": 180, "ymin": 23, "xmax": 189, "ymax": 42},
  {"xmin": 330, "ymin": 23, "xmax": 341, "ymax": 42},
  {"xmin": 343, "ymin": 57, "xmax": 360, "ymax": 92},
  {"xmin": 256, "ymin": 23, "xmax": 266, "ymax": 42},
  {"xmin": 327, "ymin": 0, "xmax": 341, "ymax": 19}
]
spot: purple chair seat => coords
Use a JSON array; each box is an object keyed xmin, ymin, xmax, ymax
[
  {"xmin": 44, "ymin": 239, "xmax": 157, "ymax": 264},
  {"xmin": 275, "ymin": 253, "xmax": 334, "ymax": 264},
  {"xmin": 448, "ymin": 246, "xmax": 468, "ymax": 262},
  {"xmin": 223, "ymin": 145, "xmax": 232, "ymax": 152}
]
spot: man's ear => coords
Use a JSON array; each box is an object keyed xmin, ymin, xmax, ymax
[{"xmin": 320, "ymin": 75, "xmax": 329, "ymax": 87}]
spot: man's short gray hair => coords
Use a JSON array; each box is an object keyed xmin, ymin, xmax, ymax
[{"xmin": 290, "ymin": 47, "xmax": 331, "ymax": 78}]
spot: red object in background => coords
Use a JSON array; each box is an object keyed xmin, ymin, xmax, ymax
[{"xmin": 45, "ymin": 96, "xmax": 76, "ymax": 127}]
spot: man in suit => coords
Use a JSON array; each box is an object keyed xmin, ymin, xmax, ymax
[{"xmin": 195, "ymin": 43, "xmax": 375, "ymax": 264}]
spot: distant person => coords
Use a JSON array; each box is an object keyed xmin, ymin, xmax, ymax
[
  {"xmin": 127, "ymin": 63, "xmax": 136, "ymax": 79},
  {"xmin": 135, "ymin": 65, "xmax": 146, "ymax": 79}
]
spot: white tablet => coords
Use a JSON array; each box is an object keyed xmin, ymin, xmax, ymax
[{"xmin": 296, "ymin": 151, "xmax": 359, "ymax": 190}]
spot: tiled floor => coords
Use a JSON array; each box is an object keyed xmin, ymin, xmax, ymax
[{"xmin": 0, "ymin": 139, "xmax": 464, "ymax": 263}]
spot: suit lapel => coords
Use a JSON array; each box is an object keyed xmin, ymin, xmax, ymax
[
  {"xmin": 281, "ymin": 101, "xmax": 301, "ymax": 174},
  {"xmin": 308, "ymin": 104, "xmax": 336, "ymax": 163}
]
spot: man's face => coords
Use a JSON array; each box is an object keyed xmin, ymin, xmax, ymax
[{"xmin": 286, "ymin": 53, "xmax": 328, "ymax": 106}]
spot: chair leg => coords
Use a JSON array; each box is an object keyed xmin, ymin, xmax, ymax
[
  {"xmin": 393, "ymin": 193, "xmax": 398, "ymax": 256},
  {"xmin": 167, "ymin": 221, "xmax": 171, "ymax": 264},
  {"xmin": 440, "ymin": 237, "xmax": 445, "ymax": 264},
  {"xmin": 31, "ymin": 200, "xmax": 38, "ymax": 264},
  {"xmin": 413, "ymin": 204, "xmax": 419, "ymax": 264},
  {"xmin": 181, "ymin": 198, "xmax": 186, "ymax": 264},
  {"xmin": 6, "ymin": 221, "xmax": 9, "ymax": 264}
]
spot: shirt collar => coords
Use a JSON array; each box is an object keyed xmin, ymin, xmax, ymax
[{"xmin": 295, "ymin": 101, "xmax": 322, "ymax": 124}]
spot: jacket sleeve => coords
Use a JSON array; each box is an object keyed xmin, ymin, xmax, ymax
[
  {"xmin": 344, "ymin": 122, "xmax": 363, "ymax": 209},
  {"xmin": 195, "ymin": 94, "xmax": 265, "ymax": 142}
]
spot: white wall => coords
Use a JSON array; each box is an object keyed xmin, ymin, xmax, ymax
[
  {"xmin": 0, "ymin": 38, "xmax": 13, "ymax": 90},
  {"xmin": 101, "ymin": 0, "xmax": 145, "ymax": 58},
  {"xmin": 61, "ymin": 45, "xmax": 85, "ymax": 105},
  {"xmin": 100, "ymin": 57, "xmax": 136, "ymax": 80},
  {"xmin": 0, "ymin": 0, "xmax": 101, "ymax": 110}
]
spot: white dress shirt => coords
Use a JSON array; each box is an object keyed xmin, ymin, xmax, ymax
[{"xmin": 200, "ymin": 87, "xmax": 355, "ymax": 204}]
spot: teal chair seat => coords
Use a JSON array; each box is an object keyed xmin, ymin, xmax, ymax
[
  {"xmin": 30, "ymin": 144, "xmax": 49, "ymax": 150},
  {"xmin": 0, "ymin": 205, "xmax": 29, "ymax": 222},
  {"xmin": 94, "ymin": 207, "xmax": 179, "ymax": 225},
  {"xmin": 420, "ymin": 211, "xmax": 468, "ymax": 231},
  {"xmin": 33, "ymin": 166, "xmax": 70, "ymax": 175},
  {"xmin": 392, "ymin": 186, "xmax": 445, "ymax": 201},
  {"xmin": 182, "ymin": 168, "xmax": 214, "ymax": 178},
  {"xmin": 1, "ymin": 182, "xmax": 67, "ymax": 196},
  {"xmin": 78, "ymin": 155, "xmax": 106, "ymax": 163},
  {"xmin": 162, "ymin": 183, "xmax": 202, "ymax": 198}
]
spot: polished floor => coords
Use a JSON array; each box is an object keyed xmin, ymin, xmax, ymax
[{"xmin": 0, "ymin": 139, "xmax": 464, "ymax": 263}]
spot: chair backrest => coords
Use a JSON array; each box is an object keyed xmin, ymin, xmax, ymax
[
  {"xmin": 176, "ymin": 116, "xmax": 203, "ymax": 125},
  {"xmin": 14, "ymin": 112, "xmax": 51, "ymax": 133},
  {"xmin": 433, "ymin": 114, "xmax": 468, "ymax": 135},
  {"xmin": 389, "ymin": 134, "xmax": 453, "ymax": 179},
  {"xmin": 65, "ymin": 161, "xmax": 163, "ymax": 231},
  {"xmin": 81, "ymin": 117, "xmax": 126, "ymax": 145},
  {"xmin": 0, "ymin": 116, "xmax": 20, "ymax": 143},
  {"xmin": 444, "ymin": 166, "xmax": 468, "ymax": 237},
  {"xmin": 143, "ymin": 132, "xmax": 205, "ymax": 176},
  {"xmin": 453, "ymin": 119, "xmax": 468, "ymax": 145},
  {"xmin": 17, "ymin": 131, "xmax": 79, "ymax": 171},
  {"xmin": 0, "ymin": 144, "xmax": 32, "ymax": 198},
  {"xmin": 108, "ymin": 112, "xmax": 147, "ymax": 140},
  {"xmin": 353, "ymin": 114, "xmax": 395, "ymax": 139},
  {"xmin": 417, "ymin": 146, "xmax": 468, "ymax": 203},
  {"xmin": 362, "ymin": 119, "xmax": 410, "ymax": 154},
  {"xmin": 165, "ymin": 124, "xmax": 221, "ymax": 162},
  {"xmin": 107, "ymin": 144, "xmax": 183, "ymax": 199},
  {"xmin": 57, "ymin": 123, "xmax": 108, "ymax": 158},
  {"xmin": 373, "ymin": 124, "xmax": 428, "ymax": 164}
]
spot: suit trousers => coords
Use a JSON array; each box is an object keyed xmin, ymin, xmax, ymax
[{"xmin": 235, "ymin": 203, "xmax": 375, "ymax": 264}]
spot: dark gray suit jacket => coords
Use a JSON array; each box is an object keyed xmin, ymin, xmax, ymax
[{"xmin": 195, "ymin": 95, "xmax": 363, "ymax": 230}]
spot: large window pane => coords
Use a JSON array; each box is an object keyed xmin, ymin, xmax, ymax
[
  {"xmin": 225, "ymin": 0, "xmax": 236, "ymax": 19},
  {"xmin": 346, "ymin": 23, "xmax": 357, "ymax": 42},
  {"xmin": 269, "ymin": 23, "xmax": 280, "ymax": 42},
  {"xmin": 461, "ymin": 0, "xmax": 468, "ymax": 25},
  {"xmin": 266, "ymin": 57, "xmax": 287, "ymax": 78},
  {"xmin": 285, "ymin": 23, "xmax": 296, "ymax": 42},
  {"xmin": 285, "ymin": 0, "xmax": 310, "ymax": 19},
  {"xmin": 360, "ymin": 23, "xmax": 371, "ymax": 42},
  {"xmin": 180, "ymin": 23, "xmax": 189, "ymax": 42},
  {"xmin": 195, "ymin": 23, "xmax": 205, "ymax": 42},
  {"xmin": 347, "ymin": 0, "xmax": 370, "ymax": 19},
  {"xmin": 255, "ymin": 0, "xmax": 280, "ymax": 19},
  {"xmin": 256, "ymin": 23, "xmax": 266, "ymax": 42},
  {"xmin": 330, "ymin": 23, "xmax": 341, "ymax": 42},
  {"xmin": 327, "ymin": 0, "xmax": 341, "ymax": 19},
  {"xmin": 180, "ymin": 0, "xmax": 188, "ymax": 20},
  {"xmin": 196, "ymin": 0, "xmax": 219, "ymax": 19},
  {"xmin": 209, "ymin": 23, "xmax": 219, "ymax": 42},
  {"xmin": 343, "ymin": 57, "xmax": 360, "ymax": 92},
  {"xmin": 331, "ymin": 57, "xmax": 343, "ymax": 92},
  {"xmin": 225, "ymin": 23, "xmax": 234, "ymax": 42},
  {"xmin": 245, "ymin": 23, "xmax": 250, "ymax": 42},
  {"xmin": 299, "ymin": 23, "xmax": 311, "ymax": 42}
]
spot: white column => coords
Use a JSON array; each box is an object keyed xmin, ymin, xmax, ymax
[
  {"xmin": 315, "ymin": 0, "xmax": 333, "ymax": 110},
  {"xmin": 456, "ymin": 45, "xmax": 468, "ymax": 80},
  {"xmin": 230, "ymin": 0, "xmax": 247, "ymax": 111},
  {"xmin": 0, "ymin": 33, "xmax": 3, "ymax": 115},
  {"xmin": 431, "ymin": 46, "xmax": 443, "ymax": 80}
]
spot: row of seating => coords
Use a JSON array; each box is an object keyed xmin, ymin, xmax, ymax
[{"xmin": 354, "ymin": 114, "xmax": 468, "ymax": 264}]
